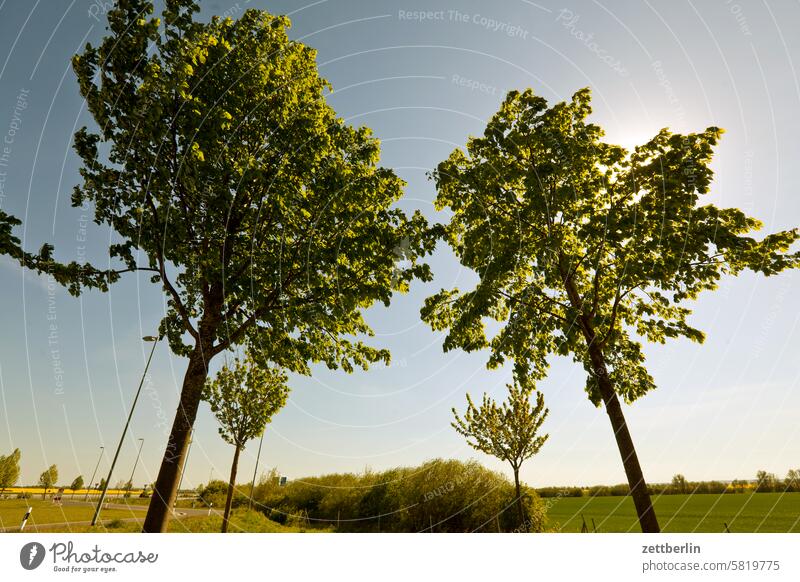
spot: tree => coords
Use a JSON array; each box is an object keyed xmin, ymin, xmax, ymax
[
  {"xmin": 422, "ymin": 88, "xmax": 800, "ymax": 532},
  {"xmin": 69, "ymin": 475, "xmax": 85, "ymax": 498},
  {"xmin": 39, "ymin": 465, "xmax": 58, "ymax": 499},
  {"xmin": 70, "ymin": 1, "xmax": 435, "ymax": 532},
  {"xmin": 785, "ymin": 469, "xmax": 800, "ymax": 492},
  {"xmin": 98, "ymin": 477, "xmax": 107, "ymax": 492},
  {"xmin": 451, "ymin": 375, "xmax": 548, "ymax": 530},
  {"xmin": 203, "ymin": 354, "xmax": 290, "ymax": 532},
  {"xmin": 671, "ymin": 474, "xmax": 688, "ymax": 495},
  {"xmin": 0, "ymin": 449, "xmax": 21, "ymax": 493},
  {"xmin": 756, "ymin": 470, "xmax": 778, "ymax": 493}
]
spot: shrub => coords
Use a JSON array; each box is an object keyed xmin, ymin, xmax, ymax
[{"xmin": 252, "ymin": 458, "xmax": 548, "ymax": 533}]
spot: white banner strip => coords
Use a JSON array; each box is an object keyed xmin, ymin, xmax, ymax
[{"xmin": 1, "ymin": 533, "xmax": 797, "ymax": 581}]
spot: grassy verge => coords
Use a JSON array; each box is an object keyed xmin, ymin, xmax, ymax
[
  {"xmin": 28, "ymin": 509, "xmax": 324, "ymax": 533},
  {"xmin": 0, "ymin": 499, "xmax": 143, "ymax": 532}
]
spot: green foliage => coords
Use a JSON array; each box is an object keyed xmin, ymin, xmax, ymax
[
  {"xmin": 0, "ymin": 448, "xmax": 21, "ymax": 490},
  {"xmin": 756, "ymin": 470, "xmax": 779, "ymax": 493},
  {"xmin": 197, "ymin": 479, "xmax": 238, "ymax": 508},
  {"xmin": 70, "ymin": 475, "xmax": 85, "ymax": 491},
  {"xmin": 39, "ymin": 464, "xmax": 58, "ymax": 497},
  {"xmin": 452, "ymin": 375, "xmax": 549, "ymax": 475},
  {"xmin": 0, "ymin": 210, "xmax": 112, "ymax": 294},
  {"xmin": 70, "ymin": 0, "xmax": 437, "ymax": 368},
  {"xmin": 253, "ymin": 458, "xmax": 548, "ymax": 532},
  {"xmin": 203, "ymin": 354, "xmax": 289, "ymax": 448},
  {"xmin": 423, "ymin": 87, "xmax": 800, "ymax": 405},
  {"xmin": 671, "ymin": 474, "xmax": 688, "ymax": 494},
  {"xmin": 786, "ymin": 469, "xmax": 800, "ymax": 492}
]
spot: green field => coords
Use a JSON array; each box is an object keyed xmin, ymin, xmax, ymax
[
  {"xmin": 546, "ymin": 492, "xmax": 800, "ymax": 532},
  {"xmin": 0, "ymin": 499, "xmax": 144, "ymax": 532}
]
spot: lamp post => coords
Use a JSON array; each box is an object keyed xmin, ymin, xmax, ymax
[
  {"xmin": 248, "ymin": 429, "xmax": 266, "ymax": 511},
  {"xmin": 84, "ymin": 447, "xmax": 104, "ymax": 502},
  {"xmin": 126, "ymin": 438, "xmax": 145, "ymax": 497},
  {"xmin": 174, "ymin": 429, "xmax": 193, "ymax": 511},
  {"xmin": 91, "ymin": 335, "xmax": 159, "ymax": 525}
]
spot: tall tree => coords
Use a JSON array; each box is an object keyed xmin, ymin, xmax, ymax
[
  {"xmin": 422, "ymin": 88, "xmax": 800, "ymax": 532},
  {"xmin": 671, "ymin": 474, "xmax": 688, "ymax": 495},
  {"xmin": 70, "ymin": 1, "xmax": 435, "ymax": 532},
  {"xmin": 0, "ymin": 449, "xmax": 22, "ymax": 493},
  {"xmin": 203, "ymin": 353, "xmax": 289, "ymax": 532},
  {"xmin": 39, "ymin": 465, "xmax": 58, "ymax": 499},
  {"xmin": 70, "ymin": 475, "xmax": 85, "ymax": 498},
  {"xmin": 451, "ymin": 376, "xmax": 548, "ymax": 530}
]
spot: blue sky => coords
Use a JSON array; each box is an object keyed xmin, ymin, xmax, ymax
[{"xmin": 0, "ymin": 0, "xmax": 798, "ymax": 490}]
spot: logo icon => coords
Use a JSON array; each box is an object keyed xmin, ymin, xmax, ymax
[{"xmin": 20, "ymin": 542, "xmax": 46, "ymax": 570}]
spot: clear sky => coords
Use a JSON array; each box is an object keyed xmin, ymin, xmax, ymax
[{"xmin": 0, "ymin": 0, "xmax": 798, "ymax": 491}]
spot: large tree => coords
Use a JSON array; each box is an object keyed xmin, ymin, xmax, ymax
[
  {"xmin": 70, "ymin": 1, "xmax": 435, "ymax": 532},
  {"xmin": 203, "ymin": 353, "xmax": 289, "ymax": 532},
  {"xmin": 422, "ymin": 88, "xmax": 800, "ymax": 532},
  {"xmin": 0, "ymin": 448, "xmax": 21, "ymax": 493},
  {"xmin": 451, "ymin": 376, "xmax": 548, "ymax": 530},
  {"xmin": 39, "ymin": 465, "xmax": 58, "ymax": 499},
  {"xmin": 70, "ymin": 475, "xmax": 85, "ymax": 498}
]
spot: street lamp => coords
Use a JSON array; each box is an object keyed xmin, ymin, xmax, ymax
[
  {"xmin": 84, "ymin": 446, "xmax": 104, "ymax": 502},
  {"xmin": 248, "ymin": 428, "xmax": 266, "ymax": 511},
  {"xmin": 175, "ymin": 429, "xmax": 193, "ymax": 508},
  {"xmin": 126, "ymin": 438, "xmax": 145, "ymax": 497},
  {"xmin": 91, "ymin": 335, "xmax": 159, "ymax": 525}
]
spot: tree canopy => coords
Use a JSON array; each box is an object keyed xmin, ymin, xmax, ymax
[
  {"xmin": 422, "ymin": 87, "xmax": 800, "ymax": 532},
  {"xmin": 0, "ymin": 449, "xmax": 21, "ymax": 490},
  {"xmin": 452, "ymin": 376, "xmax": 549, "ymax": 476},
  {"xmin": 424, "ymin": 88, "xmax": 798, "ymax": 401},
  {"xmin": 203, "ymin": 354, "xmax": 290, "ymax": 449},
  {"xmin": 39, "ymin": 464, "xmax": 58, "ymax": 495},
  {"xmin": 452, "ymin": 376, "xmax": 548, "ymax": 529},
  {"xmin": 68, "ymin": 0, "xmax": 436, "ymax": 530},
  {"xmin": 203, "ymin": 353, "xmax": 290, "ymax": 532}
]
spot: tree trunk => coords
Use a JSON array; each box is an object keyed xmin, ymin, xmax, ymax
[
  {"xmin": 142, "ymin": 342, "xmax": 211, "ymax": 532},
  {"xmin": 222, "ymin": 445, "xmax": 241, "ymax": 533},
  {"xmin": 513, "ymin": 467, "xmax": 526, "ymax": 532},
  {"xmin": 586, "ymin": 337, "xmax": 660, "ymax": 532},
  {"xmin": 560, "ymin": 264, "xmax": 660, "ymax": 533}
]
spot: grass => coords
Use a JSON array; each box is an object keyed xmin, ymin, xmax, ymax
[
  {"xmin": 545, "ymin": 492, "xmax": 800, "ymax": 532},
  {"xmin": 27, "ymin": 509, "xmax": 319, "ymax": 533},
  {"xmin": 7, "ymin": 492, "xmax": 798, "ymax": 533},
  {"xmin": 0, "ymin": 499, "xmax": 145, "ymax": 532}
]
